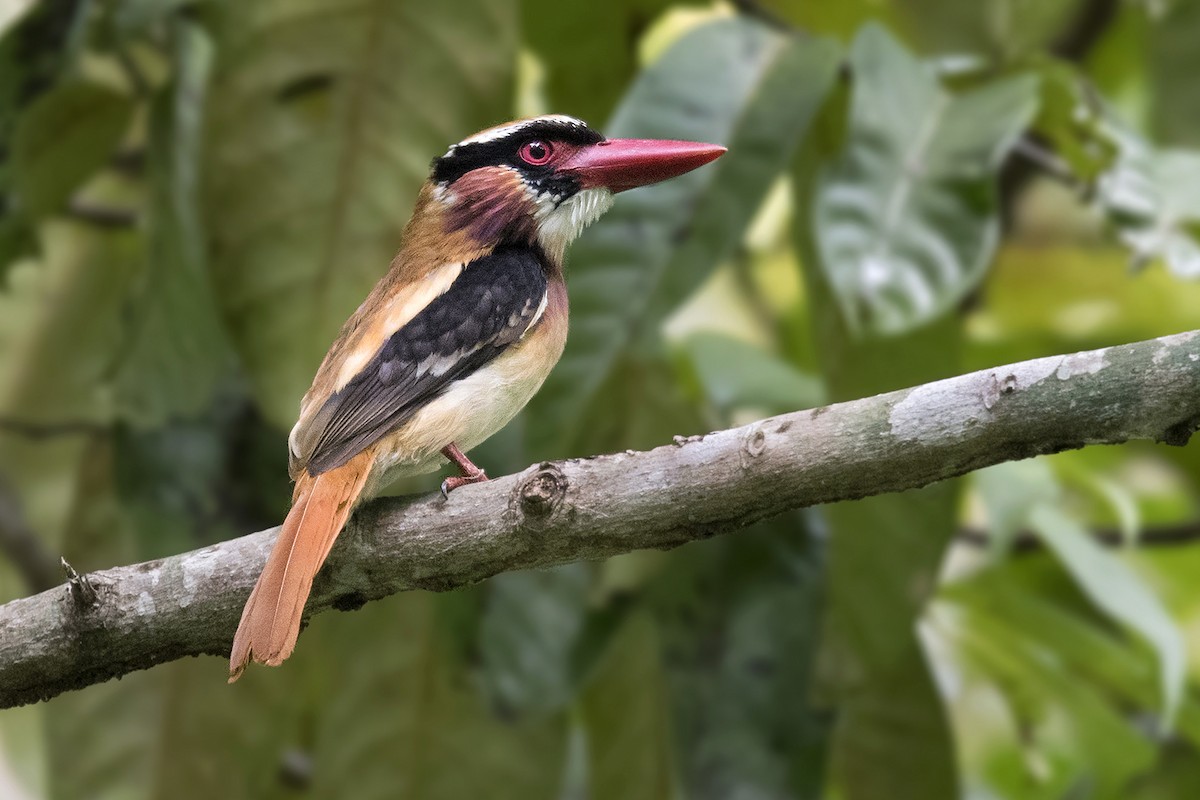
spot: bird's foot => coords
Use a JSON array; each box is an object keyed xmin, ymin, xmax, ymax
[
  {"xmin": 439, "ymin": 442, "xmax": 488, "ymax": 499},
  {"xmin": 440, "ymin": 470, "xmax": 489, "ymax": 499}
]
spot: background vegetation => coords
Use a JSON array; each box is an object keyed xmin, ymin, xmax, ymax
[{"xmin": 1, "ymin": 0, "xmax": 1199, "ymax": 797}]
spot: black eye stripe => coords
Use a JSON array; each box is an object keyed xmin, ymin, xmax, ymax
[{"xmin": 431, "ymin": 120, "xmax": 602, "ymax": 185}]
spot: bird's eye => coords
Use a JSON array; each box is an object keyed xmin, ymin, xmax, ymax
[{"xmin": 518, "ymin": 140, "xmax": 553, "ymax": 165}]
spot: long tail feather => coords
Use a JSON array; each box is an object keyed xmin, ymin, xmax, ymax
[{"xmin": 229, "ymin": 450, "xmax": 372, "ymax": 681}]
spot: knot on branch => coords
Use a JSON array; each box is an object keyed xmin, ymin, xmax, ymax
[
  {"xmin": 514, "ymin": 463, "xmax": 568, "ymax": 529},
  {"xmin": 740, "ymin": 425, "xmax": 767, "ymax": 468},
  {"xmin": 1161, "ymin": 414, "xmax": 1200, "ymax": 447},
  {"xmin": 983, "ymin": 372, "xmax": 1019, "ymax": 410}
]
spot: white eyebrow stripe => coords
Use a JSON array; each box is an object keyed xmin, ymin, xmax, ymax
[{"xmin": 453, "ymin": 115, "xmax": 590, "ymax": 148}]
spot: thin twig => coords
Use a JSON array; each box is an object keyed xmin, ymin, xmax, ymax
[
  {"xmin": 1012, "ymin": 136, "xmax": 1084, "ymax": 191},
  {"xmin": 0, "ymin": 416, "xmax": 107, "ymax": 440},
  {"xmin": 65, "ymin": 199, "xmax": 138, "ymax": 229},
  {"xmin": 1051, "ymin": 0, "xmax": 1120, "ymax": 62},
  {"xmin": 729, "ymin": 0, "xmax": 796, "ymax": 33},
  {"xmin": 958, "ymin": 520, "xmax": 1200, "ymax": 553},
  {"xmin": 111, "ymin": 148, "xmax": 145, "ymax": 176},
  {"xmin": 60, "ymin": 557, "xmax": 97, "ymax": 607},
  {"xmin": 114, "ymin": 44, "xmax": 152, "ymax": 97}
]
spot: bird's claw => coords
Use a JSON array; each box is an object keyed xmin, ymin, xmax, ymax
[{"xmin": 440, "ymin": 471, "xmax": 488, "ymax": 500}]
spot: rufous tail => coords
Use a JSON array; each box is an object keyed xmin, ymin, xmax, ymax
[{"xmin": 228, "ymin": 450, "xmax": 372, "ymax": 682}]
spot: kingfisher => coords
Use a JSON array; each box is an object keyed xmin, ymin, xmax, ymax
[{"xmin": 228, "ymin": 115, "xmax": 725, "ymax": 680}]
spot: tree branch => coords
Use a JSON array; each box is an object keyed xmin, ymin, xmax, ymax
[
  {"xmin": 0, "ymin": 416, "xmax": 107, "ymax": 439},
  {"xmin": 1, "ymin": 331, "xmax": 1199, "ymax": 708},
  {"xmin": 957, "ymin": 520, "xmax": 1200, "ymax": 553},
  {"xmin": 65, "ymin": 199, "xmax": 139, "ymax": 229}
]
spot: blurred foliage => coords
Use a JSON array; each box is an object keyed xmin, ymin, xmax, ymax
[
  {"xmin": 814, "ymin": 24, "xmax": 1037, "ymax": 335},
  {"xmin": 2, "ymin": 1, "xmax": 1200, "ymax": 799}
]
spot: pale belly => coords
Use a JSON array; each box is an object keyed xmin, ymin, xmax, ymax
[{"xmin": 364, "ymin": 317, "xmax": 566, "ymax": 494}]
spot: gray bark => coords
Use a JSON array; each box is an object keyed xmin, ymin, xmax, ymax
[{"xmin": 1, "ymin": 330, "xmax": 1198, "ymax": 709}]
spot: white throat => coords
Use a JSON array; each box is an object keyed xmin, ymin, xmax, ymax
[{"xmin": 533, "ymin": 187, "xmax": 614, "ymax": 264}]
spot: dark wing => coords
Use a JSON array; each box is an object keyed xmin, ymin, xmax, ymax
[{"xmin": 299, "ymin": 247, "xmax": 548, "ymax": 474}]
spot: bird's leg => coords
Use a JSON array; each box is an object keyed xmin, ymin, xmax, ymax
[{"xmin": 440, "ymin": 442, "xmax": 488, "ymax": 498}]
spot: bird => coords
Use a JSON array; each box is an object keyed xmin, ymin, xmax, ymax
[{"xmin": 228, "ymin": 114, "xmax": 726, "ymax": 681}]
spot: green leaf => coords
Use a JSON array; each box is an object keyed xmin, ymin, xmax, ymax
[
  {"xmin": 520, "ymin": 0, "xmax": 689, "ymax": 126},
  {"xmin": 646, "ymin": 517, "xmax": 830, "ymax": 800},
  {"xmin": 115, "ymin": 20, "xmax": 232, "ymax": 426},
  {"xmin": 1096, "ymin": 129, "xmax": 1200, "ymax": 279},
  {"xmin": 100, "ymin": 0, "xmax": 198, "ymax": 40},
  {"xmin": 0, "ymin": 221, "xmax": 139, "ymax": 616},
  {"xmin": 0, "ymin": 2, "xmax": 34, "ymax": 36},
  {"xmin": 44, "ymin": 445, "xmax": 560, "ymax": 799},
  {"xmin": 633, "ymin": 34, "xmax": 842, "ymax": 340},
  {"xmin": 42, "ymin": 436, "xmax": 309, "ymax": 800},
  {"xmin": 47, "ymin": 672, "xmax": 167, "ymax": 800},
  {"xmin": 893, "ymin": 0, "xmax": 1086, "ymax": 61},
  {"xmin": 679, "ymin": 332, "xmax": 824, "ymax": 414},
  {"xmin": 829, "ymin": 652, "xmax": 959, "ymax": 800},
  {"xmin": 943, "ymin": 566, "xmax": 1200, "ymax": 751},
  {"xmin": 815, "ymin": 24, "xmax": 1038, "ymax": 335},
  {"xmin": 766, "ymin": 0, "xmax": 899, "ymax": 39},
  {"xmin": 563, "ymin": 351, "xmax": 710, "ymax": 457},
  {"xmin": 816, "ymin": 485, "xmax": 962, "ymax": 800},
  {"xmin": 1027, "ymin": 56, "xmax": 1119, "ymax": 183},
  {"xmin": 42, "ymin": 441, "xmax": 174, "ymax": 800},
  {"xmin": 940, "ymin": 578, "xmax": 1160, "ymax": 799},
  {"xmin": 822, "ymin": 493, "xmax": 960, "ymax": 672},
  {"xmin": 974, "ymin": 460, "xmax": 1060, "ymax": 553},
  {"xmin": 1127, "ymin": 745, "xmax": 1200, "ymax": 800},
  {"xmin": 1055, "ymin": 455, "xmax": 1141, "ymax": 543},
  {"xmin": 581, "ymin": 613, "xmax": 677, "ymax": 800},
  {"xmin": 1147, "ymin": 0, "xmax": 1200, "ymax": 148},
  {"xmin": 529, "ymin": 19, "xmax": 841, "ymax": 454},
  {"xmin": 112, "ymin": 411, "xmax": 254, "ymax": 560},
  {"xmin": 203, "ymin": 0, "xmax": 517, "ymax": 427},
  {"xmin": 1031, "ymin": 505, "xmax": 1186, "ymax": 729},
  {"xmin": 0, "ymin": 219, "xmax": 35, "ymax": 283},
  {"xmin": 48, "ymin": 656, "xmax": 308, "ymax": 800},
  {"xmin": 478, "ymin": 563, "xmax": 591, "ymax": 713},
  {"xmin": 11, "ymin": 81, "xmax": 134, "ymax": 217},
  {"xmin": 973, "ymin": 459, "xmax": 1187, "ymax": 729},
  {"xmin": 964, "ymin": 244, "xmax": 1200, "ymax": 368},
  {"xmin": 0, "ymin": 0, "xmax": 97, "ymax": 274},
  {"xmin": 308, "ymin": 592, "xmax": 567, "ymax": 800},
  {"xmin": 793, "ymin": 58, "xmax": 965, "ymax": 799},
  {"xmin": 935, "ymin": 557, "xmax": 1200, "ymax": 798},
  {"xmin": 0, "ymin": 222, "xmax": 137, "ymax": 465}
]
